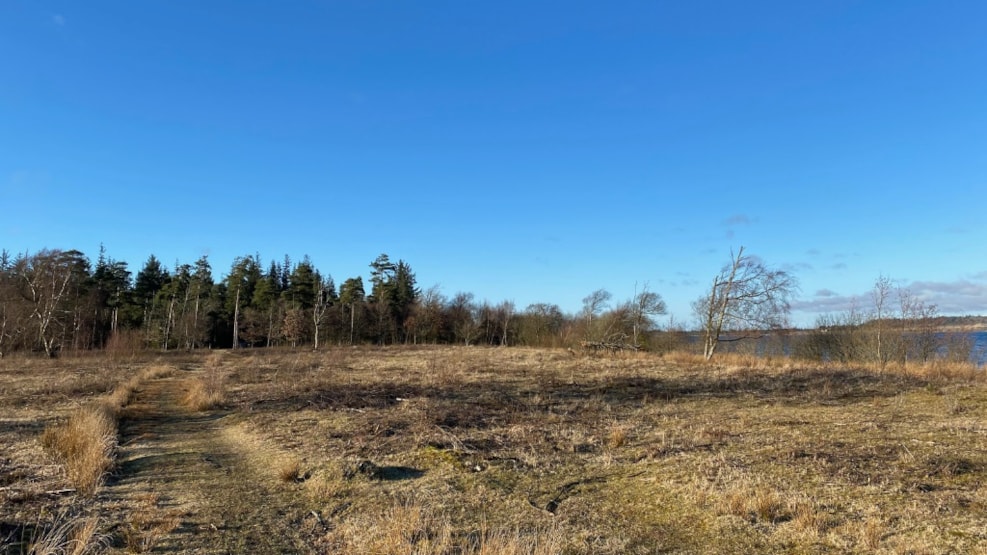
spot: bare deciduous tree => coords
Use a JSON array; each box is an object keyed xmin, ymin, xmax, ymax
[
  {"xmin": 693, "ymin": 247, "xmax": 798, "ymax": 361},
  {"xmin": 0, "ymin": 251, "xmax": 31, "ymax": 357},
  {"xmin": 282, "ymin": 308, "xmax": 307, "ymax": 348},
  {"xmin": 17, "ymin": 250, "xmax": 89, "ymax": 357},
  {"xmin": 449, "ymin": 292, "xmax": 480, "ymax": 346},
  {"xmin": 416, "ymin": 285, "xmax": 446, "ymax": 344},
  {"xmin": 581, "ymin": 288, "xmax": 612, "ymax": 340},
  {"xmin": 897, "ymin": 288, "xmax": 940, "ymax": 363},
  {"xmin": 871, "ymin": 275, "xmax": 894, "ymax": 367},
  {"xmin": 628, "ymin": 283, "xmax": 666, "ymax": 346},
  {"xmin": 312, "ymin": 274, "xmax": 334, "ymax": 350}
]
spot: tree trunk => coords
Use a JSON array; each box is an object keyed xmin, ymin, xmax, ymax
[{"xmin": 232, "ymin": 286, "xmax": 241, "ymax": 349}]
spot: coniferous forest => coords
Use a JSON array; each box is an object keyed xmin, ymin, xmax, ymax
[{"xmin": 0, "ymin": 247, "xmax": 672, "ymax": 356}]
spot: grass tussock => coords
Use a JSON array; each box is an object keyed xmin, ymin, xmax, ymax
[
  {"xmin": 23, "ymin": 511, "xmax": 105, "ymax": 555},
  {"xmin": 719, "ymin": 485, "xmax": 790, "ymax": 524},
  {"xmin": 182, "ymin": 364, "xmax": 226, "ymax": 411},
  {"xmin": 119, "ymin": 493, "xmax": 182, "ymax": 553},
  {"xmin": 859, "ymin": 516, "xmax": 884, "ymax": 551},
  {"xmin": 39, "ymin": 364, "xmax": 174, "ymax": 497},
  {"xmin": 305, "ymin": 462, "xmax": 348, "ymax": 501},
  {"xmin": 277, "ymin": 457, "xmax": 303, "ymax": 483},
  {"xmin": 324, "ymin": 502, "xmax": 563, "ymax": 555},
  {"xmin": 469, "ymin": 525, "xmax": 566, "ymax": 555},
  {"xmin": 40, "ymin": 402, "xmax": 117, "ymax": 496}
]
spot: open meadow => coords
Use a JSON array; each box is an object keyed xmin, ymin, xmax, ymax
[{"xmin": 2, "ymin": 347, "xmax": 986, "ymax": 554}]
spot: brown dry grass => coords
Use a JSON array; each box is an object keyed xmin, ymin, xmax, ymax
[
  {"xmin": 4, "ymin": 346, "xmax": 986, "ymax": 553},
  {"xmin": 181, "ymin": 356, "xmax": 227, "ymax": 411},
  {"xmin": 19, "ymin": 511, "xmax": 104, "ymax": 555},
  {"xmin": 322, "ymin": 501, "xmax": 565, "ymax": 555},
  {"xmin": 277, "ymin": 457, "xmax": 303, "ymax": 483},
  {"xmin": 118, "ymin": 493, "xmax": 182, "ymax": 553},
  {"xmin": 38, "ymin": 364, "xmax": 175, "ymax": 497},
  {"xmin": 39, "ymin": 402, "xmax": 117, "ymax": 496},
  {"xmin": 218, "ymin": 346, "xmax": 986, "ymax": 553}
]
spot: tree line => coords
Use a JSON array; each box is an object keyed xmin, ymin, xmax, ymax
[
  {"xmin": 1, "ymin": 246, "xmax": 976, "ymax": 364},
  {"xmin": 0, "ymin": 247, "xmax": 677, "ymax": 357}
]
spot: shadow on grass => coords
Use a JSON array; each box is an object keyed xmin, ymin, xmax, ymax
[
  {"xmin": 376, "ymin": 466, "xmax": 425, "ymax": 481},
  {"xmin": 0, "ymin": 522, "xmax": 35, "ymax": 555},
  {"xmin": 0, "ymin": 419, "xmax": 47, "ymax": 436},
  {"xmin": 241, "ymin": 367, "xmax": 930, "ymax": 427}
]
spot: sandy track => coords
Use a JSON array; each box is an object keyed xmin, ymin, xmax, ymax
[{"xmin": 109, "ymin": 373, "xmax": 312, "ymax": 554}]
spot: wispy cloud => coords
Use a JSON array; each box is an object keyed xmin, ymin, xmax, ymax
[
  {"xmin": 791, "ymin": 293, "xmax": 867, "ymax": 316},
  {"xmin": 785, "ymin": 262, "xmax": 813, "ymax": 272},
  {"xmin": 815, "ymin": 289, "xmax": 837, "ymax": 298},
  {"xmin": 6, "ymin": 170, "xmax": 50, "ymax": 195},
  {"xmin": 722, "ymin": 214, "xmax": 754, "ymax": 227},
  {"xmin": 806, "ymin": 248, "xmax": 821, "ymax": 257},
  {"xmin": 721, "ymin": 213, "xmax": 756, "ymax": 240},
  {"xmin": 52, "ymin": 14, "xmax": 66, "ymax": 26}
]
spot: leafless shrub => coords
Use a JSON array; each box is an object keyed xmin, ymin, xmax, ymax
[{"xmin": 103, "ymin": 329, "xmax": 144, "ymax": 360}]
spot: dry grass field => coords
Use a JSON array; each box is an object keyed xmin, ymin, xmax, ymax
[{"xmin": 2, "ymin": 346, "xmax": 986, "ymax": 554}]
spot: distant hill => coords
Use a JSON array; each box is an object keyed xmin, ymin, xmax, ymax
[
  {"xmin": 790, "ymin": 315, "xmax": 987, "ymax": 333},
  {"xmin": 938, "ymin": 315, "xmax": 987, "ymax": 331}
]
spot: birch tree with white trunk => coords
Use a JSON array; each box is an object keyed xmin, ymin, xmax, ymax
[{"xmin": 693, "ymin": 247, "xmax": 798, "ymax": 361}]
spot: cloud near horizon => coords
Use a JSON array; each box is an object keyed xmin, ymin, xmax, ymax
[{"xmin": 793, "ymin": 276, "xmax": 987, "ymax": 318}]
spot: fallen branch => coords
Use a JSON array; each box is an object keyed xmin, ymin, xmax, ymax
[{"xmin": 580, "ymin": 340, "xmax": 640, "ymax": 354}]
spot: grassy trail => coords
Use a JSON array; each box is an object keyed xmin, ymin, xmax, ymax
[{"xmin": 109, "ymin": 372, "xmax": 309, "ymax": 554}]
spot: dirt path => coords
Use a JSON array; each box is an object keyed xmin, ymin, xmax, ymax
[{"xmin": 108, "ymin": 372, "xmax": 313, "ymax": 554}]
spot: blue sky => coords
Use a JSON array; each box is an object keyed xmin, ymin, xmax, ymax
[{"xmin": 2, "ymin": 1, "xmax": 985, "ymax": 327}]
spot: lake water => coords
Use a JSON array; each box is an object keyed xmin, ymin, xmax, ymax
[
  {"xmin": 694, "ymin": 330, "xmax": 987, "ymax": 366},
  {"xmin": 973, "ymin": 331, "xmax": 987, "ymax": 365}
]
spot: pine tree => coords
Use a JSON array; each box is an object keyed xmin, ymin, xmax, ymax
[
  {"xmin": 339, "ymin": 277, "xmax": 365, "ymax": 345},
  {"xmin": 226, "ymin": 256, "xmax": 262, "ymax": 348}
]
